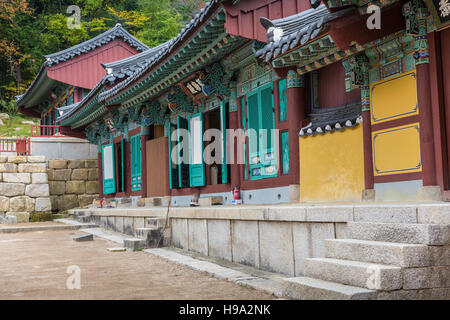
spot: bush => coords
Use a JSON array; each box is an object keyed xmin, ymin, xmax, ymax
[{"xmin": 30, "ymin": 211, "xmax": 53, "ymax": 222}]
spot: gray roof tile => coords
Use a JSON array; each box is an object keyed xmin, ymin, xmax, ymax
[
  {"xmin": 102, "ymin": 40, "xmax": 172, "ymax": 83},
  {"xmin": 45, "ymin": 23, "xmax": 149, "ymax": 66},
  {"xmin": 299, "ymin": 101, "xmax": 362, "ymax": 137},
  {"xmin": 255, "ymin": 5, "xmax": 352, "ymax": 62}
]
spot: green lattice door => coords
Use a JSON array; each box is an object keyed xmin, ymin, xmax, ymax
[
  {"xmin": 168, "ymin": 122, "xmax": 179, "ymax": 189},
  {"xmin": 177, "ymin": 116, "xmax": 190, "ymax": 188},
  {"xmin": 130, "ymin": 135, "xmax": 142, "ymax": 191},
  {"xmin": 102, "ymin": 143, "xmax": 116, "ymax": 194},
  {"xmin": 246, "ymin": 83, "xmax": 277, "ymax": 180},
  {"xmin": 188, "ymin": 113, "xmax": 205, "ymax": 187}
]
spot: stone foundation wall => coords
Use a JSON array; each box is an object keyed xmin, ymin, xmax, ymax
[
  {"xmin": 0, "ymin": 156, "xmax": 51, "ymax": 222},
  {"xmin": 48, "ymin": 159, "xmax": 99, "ymax": 212}
]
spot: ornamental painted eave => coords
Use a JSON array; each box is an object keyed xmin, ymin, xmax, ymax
[{"xmin": 310, "ymin": 0, "xmax": 401, "ymax": 13}]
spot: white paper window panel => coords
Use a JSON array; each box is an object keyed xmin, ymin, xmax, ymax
[
  {"xmin": 103, "ymin": 145, "xmax": 114, "ymax": 180},
  {"xmin": 190, "ymin": 116, "xmax": 203, "ymax": 165}
]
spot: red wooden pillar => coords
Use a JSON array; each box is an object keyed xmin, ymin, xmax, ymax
[
  {"xmin": 402, "ymin": 5, "xmax": 440, "ymax": 199},
  {"xmin": 362, "ymin": 108, "xmax": 374, "ymax": 190},
  {"xmin": 411, "ymin": 7, "xmax": 438, "ymax": 187},
  {"xmin": 360, "ymin": 77, "xmax": 375, "ymax": 192},
  {"xmin": 236, "ymin": 97, "xmax": 246, "ymax": 187},
  {"xmin": 286, "ymin": 69, "xmax": 305, "ymax": 185},
  {"xmin": 141, "ymin": 133, "xmax": 149, "ymax": 198},
  {"xmin": 417, "ymin": 60, "xmax": 437, "ymax": 186}
]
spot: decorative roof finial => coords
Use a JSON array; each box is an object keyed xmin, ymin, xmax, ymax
[{"xmin": 310, "ymin": 0, "xmax": 323, "ymax": 9}]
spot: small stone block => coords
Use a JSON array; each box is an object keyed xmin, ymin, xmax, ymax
[
  {"xmin": 199, "ymin": 196, "xmax": 223, "ymax": 206},
  {"xmin": 7, "ymin": 156, "xmax": 27, "ymax": 164},
  {"xmin": 27, "ymin": 156, "xmax": 46, "ymax": 163},
  {"xmin": 49, "ymin": 160, "xmax": 68, "ymax": 169},
  {"xmin": 123, "ymin": 238, "xmax": 146, "ymax": 251},
  {"xmin": 417, "ymin": 186, "xmax": 442, "ymax": 201},
  {"xmin": 118, "ymin": 197, "xmax": 131, "ymax": 204},
  {"xmin": 107, "ymin": 247, "xmax": 126, "ymax": 252},
  {"xmin": 3, "ymin": 216, "xmax": 17, "ymax": 225},
  {"xmin": 73, "ymin": 234, "xmax": 94, "ymax": 242},
  {"xmin": 137, "ymin": 198, "xmax": 145, "ymax": 207},
  {"xmin": 362, "ymin": 189, "xmax": 375, "ymax": 201},
  {"xmin": 144, "ymin": 197, "xmax": 162, "ymax": 207}
]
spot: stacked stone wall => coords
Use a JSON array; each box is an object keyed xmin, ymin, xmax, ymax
[
  {"xmin": 0, "ymin": 156, "xmax": 51, "ymax": 222},
  {"xmin": 48, "ymin": 159, "xmax": 99, "ymax": 212}
]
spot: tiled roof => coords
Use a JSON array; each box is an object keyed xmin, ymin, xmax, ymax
[
  {"xmin": 56, "ymin": 78, "xmax": 106, "ymax": 124},
  {"xmin": 98, "ymin": 0, "xmax": 221, "ymax": 102},
  {"xmin": 45, "ymin": 23, "xmax": 149, "ymax": 66},
  {"xmin": 103, "ymin": 40, "xmax": 172, "ymax": 83},
  {"xmin": 255, "ymin": 5, "xmax": 354, "ymax": 62},
  {"xmin": 255, "ymin": 4, "xmax": 331, "ymax": 62},
  {"xmin": 299, "ymin": 101, "xmax": 362, "ymax": 137},
  {"xmin": 15, "ymin": 64, "xmax": 49, "ymax": 105},
  {"xmin": 57, "ymin": 40, "xmax": 173, "ymax": 125},
  {"xmin": 16, "ymin": 23, "xmax": 149, "ymax": 107},
  {"xmin": 310, "ymin": 0, "xmax": 323, "ymax": 9},
  {"xmin": 56, "ymin": 102, "xmax": 80, "ymax": 115}
]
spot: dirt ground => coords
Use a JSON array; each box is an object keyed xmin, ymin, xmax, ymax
[
  {"xmin": 0, "ymin": 221, "xmax": 63, "ymax": 229},
  {"xmin": 0, "ymin": 229, "xmax": 274, "ymax": 300}
]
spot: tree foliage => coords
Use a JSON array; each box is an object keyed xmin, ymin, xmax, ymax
[{"xmin": 0, "ymin": 0, "xmax": 204, "ymax": 111}]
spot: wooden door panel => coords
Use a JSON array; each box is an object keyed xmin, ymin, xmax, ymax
[{"xmin": 146, "ymin": 137, "xmax": 168, "ymax": 197}]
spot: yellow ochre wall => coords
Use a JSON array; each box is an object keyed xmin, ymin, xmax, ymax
[{"xmin": 299, "ymin": 125, "xmax": 365, "ymax": 202}]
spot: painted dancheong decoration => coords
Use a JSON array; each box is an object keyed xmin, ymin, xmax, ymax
[{"xmin": 16, "ymin": 0, "xmax": 450, "ymax": 204}]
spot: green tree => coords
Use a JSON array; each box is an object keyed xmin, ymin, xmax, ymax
[{"xmin": 136, "ymin": 0, "xmax": 183, "ymax": 47}]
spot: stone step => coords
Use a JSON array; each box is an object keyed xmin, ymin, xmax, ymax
[
  {"xmin": 283, "ymin": 276, "xmax": 376, "ymax": 300},
  {"xmin": 304, "ymin": 258, "xmax": 402, "ymax": 291},
  {"xmin": 324, "ymin": 238, "xmax": 431, "ymax": 267},
  {"xmin": 145, "ymin": 217, "xmax": 167, "ymax": 229},
  {"xmin": 134, "ymin": 227, "xmax": 159, "ymax": 239},
  {"xmin": 347, "ymin": 222, "xmax": 450, "ymax": 245},
  {"xmin": 123, "ymin": 238, "xmax": 146, "ymax": 251}
]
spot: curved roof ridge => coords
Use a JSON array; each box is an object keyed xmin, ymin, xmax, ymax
[
  {"xmin": 45, "ymin": 23, "xmax": 149, "ymax": 66},
  {"xmin": 255, "ymin": 5, "xmax": 354, "ymax": 62},
  {"xmin": 101, "ymin": 40, "xmax": 173, "ymax": 82},
  {"xmin": 98, "ymin": 0, "xmax": 221, "ymax": 102}
]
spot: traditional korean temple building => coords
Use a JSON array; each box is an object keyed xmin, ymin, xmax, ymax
[
  {"xmin": 19, "ymin": 0, "xmax": 450, "ymax": 205},
  {"xmin": 255, "ymin": 0, "xmax": 450, "ymax": 202},
  {"xmin": 16, "ymin": 23, "xmax": 149, "ymax": 137}
]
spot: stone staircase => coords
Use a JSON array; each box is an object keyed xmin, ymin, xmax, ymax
[
  {"xmin": 283, "ymin": 221, "xmax": 449, "ymax": 300},
  {"xmin": 72, "ymin": 210, "xmax": 169, "ymax": 250}
]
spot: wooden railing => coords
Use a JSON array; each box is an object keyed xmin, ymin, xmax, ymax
[
  {"xmin": 30, "ymin": 124, "xmax": 62, "ymax": 137},
  {"xmin": 0, "ymin": 137, "xmax": 30, "ymax": 155}
]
